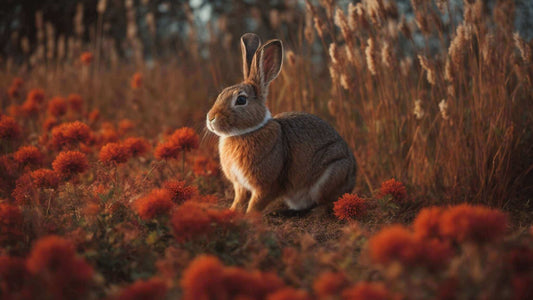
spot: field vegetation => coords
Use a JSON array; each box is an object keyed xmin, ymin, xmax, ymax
[{"xmin": 0, "ymin": 0, "xmax": 532, "ymax": 299}]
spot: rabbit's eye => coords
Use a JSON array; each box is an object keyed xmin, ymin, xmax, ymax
[{"xmin": 235, "ymin": 95, "xmax": 247, "ymax": 106}]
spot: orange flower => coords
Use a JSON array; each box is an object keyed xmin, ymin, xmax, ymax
[
  {"xmin": 12, "ymin": 145, "xmax": 44, "ymax": 167},
  {"xmin": 11, "ymin": 173, "xmax": 36, "ymax": 204},
  {"xmin": 171, "ymin": 201, "xmax": 213, "ymax": 242},
  {"xmin": 8, "ymin": 79, "xmax": 23, "ymax": 99},
  {"xmin": 154, "ymin": 141, "xmax": 180, "ymax": 160},
  {"xmin": 88, "ymin": 109, "xmax": 100, "ymax": 123},
  {"xmin": 0, "ymin": 115, "xmax": 22, "ymax": 141},
  {"xmin": 154, "ymin": 127, "xmax": 199, "ymax": 160},
  {"xmin": 27, "ymin": 88, "xmax": 45, "ymax": 104},
  {"xmin": 313, "ymin": 272, "xmax": 350, "ymax": 298},
  {"xmin": 134, "ymin": 189, "xmax": 175, "ymax": 220},
  {"xmin": 43, "ymin": 116, "xmax": 59, "ymax": 131},
  {"xmin": 21, "ymin": 97, "xmax": 40, "ymax": 116},
  {"xmin": 52, "ymin": 151, "xmax": 89, "ymax": 178},
  {"xmin": 30, "ymin": 169, "xmax": 60, "ymax": 189},
  {"xmin": 439, "ymin": 204, "xmax": 508, "ymax": 243},
  {"xmin": 378, "ymin": 178, "xmax": 407, "ymax": 202},
  {"xmin": 26, "ymin": 235, "xmax": 94, "ymax": 300},
  {"xmin": 116, "ymin": 278, "xmax": 167, "ymax": 300},
  {"xmin": 0, "ymin": 203, "xmax": 24, "ymax": 244},
  {"xmin": 123, "ymin": 137, "xmax": 150, "ymax": 157},
  {"xmin": 180, "ymin": 255, "xmax": 226, "ymax": 300},
  {"xmin": 413, "ymin": 206, "xmax": 443, "ymax": 239},
  {"xmin": 193, "ymin": 155, "xmax": 219, "ymax": 177},
  {"xmin": 131, "ymin": 72, "xmax": 143, "ymax": 89},
  {"xmin": 48, "ymin": 97, "xmax": 68, "ymax": 117},
  {"xmin": 170, "ymin": 127, "xmax": 199, "ymax": 151},
  {"xmin": 342, "ymin": 282, "xmax": 390, "ymax": 300},
  {"xmin": 267, "ymin": 288, "xmax": 311, "ymax": 300},
  {"xmin": 0, "ymin": 256, "xmax": 30, "ymax": 295},
  {"xmin": 181, "ymin": 255, "xmax": 284, "ymax": 300},
  {"xmin": 163, "ymin": 180, "xmax": 198, "ymax": 204},
  {"xmin": 80, "ymin": 52, "xmax": 93, "ymax": 65},
  {"xmin": 171, "ymin": 201, "xmax": 239, "ymax": 242},
  {"xmin": 98, "ymin": 128, "xmax": 119, "ymax": 145},
  {"xmin": 7, "ymin": 85, "xmax": 20, "ymax": 99},
  {"xmin": 99, "ymin": 142, "xmax": 131, "ymax": 165},
  {"xmin": 67, "ymin": 94, "xmax": 83, "ymax": 112},
  {"xmin": 118, "ymin": 119, "xmax": 135, "ymax": 134},
  {"xmin": 334, "ymin": 193, "xmax": 367, "ymax": 220},
  {"xmin": 51, "ymin": 121, "xmax": 91, "ymax": 149},
  {"xmin": 369, "ymin": 224, "xmax": 452, "ymax": 270},
  {"xmin": 368, "ymin": 225, "xmax": 418, "ymax": 266}
]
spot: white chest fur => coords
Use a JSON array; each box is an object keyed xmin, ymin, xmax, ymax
[{"xmin": 230, "ymin": 165, "xmax": 254, "ymax": 191}]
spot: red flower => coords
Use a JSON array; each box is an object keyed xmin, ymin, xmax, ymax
[
  {"xmin": 118, "ymin": 119, "xmax": 135, "ymax": 134},
  {"xmin": 170, "ymin": 202, "xmax": 214, "ymax": 242},
  {"xmin": 27, "ymin": 88, "xmax": 45, "ymax": 104},
  {"xmin": 51, "ymin": 121, "xmax": 91, "ymax": 149},
  {"xmin": 378, "ymin": 178, "xmax": 407, "ymax": 202},
  {"xmin": 134, "ymin": 189, "xmax": 175, "ymax": 220},
  {"xmin": 154, "ymin": 141, "xmax": 180, "ymax": 160},
  {"xmin": 193, "ymin": 155, "xmax": 219, "ymax": 177},
  {"xmin": 131, "ymin": 72, "xmax": 143, "ymax": 89},
  {"xmin": 8, "ymin": 85, "xmax": 20, "ymax": 99},
  {"xmin": 43, "ymin": 117, "xmax": 59, "ymax": 131},
  {"xmin": 116, "ymin": 278, "xmax": 167, "ymax": 300},
  {"xmin": 334, "ymin": 193, "xmax": 367, "ymax": 220},
  {"xmin": 48, "ymin": 97, "xmax": 68, "ymax": 117},
  {"xmin": 313, "ymin": 272, "xmax": 350, "ymax": 298},
  {"xmin": 267, "ymin": 288, "xmax": 311, "ymax": 300},
  {"xmin": 12, "ymin": 145, "xmax": 44, "ymax": 167},
  {"xmin": 67, "ymin": 94, "xmax": 83, "ymax": 112},
  {"xmin": 413, "ymin": 206, "xmax": 443, "ymax": 239},
  {"xmin": 21, "ymin": 98, "xmax": 40, "ymax": 116},
  {"xmin": 0, "ymin": 115, "xmax": 22, "ymax": 141},
  {"xmin": 11, "ymin": 173, "xmax": 36, "ymax": 204},
  {"xmin": 80, "ymin": 52, "xmax": 93, "ymax": 65},
  {"xmin": 369, "ymin": 224, "xmax": 452, "ymax": 270},
  {"xmin": 154, "ymin": 127, "xmax": 199, "ymax": 160},
  {"xmin": 180, "ymin": 255, "xmax": 225, "ymax": 300},
  {"xmin": 439, "ymin": 204, "xmax": 508, "ymax": 243},
  {"xmin": 88, "ymin": 109, "xmax": 100, "ymax": 123},
  {"xmin": 368, "ymin": 225, "xmax": 419, "ymax": 266},
  {"xmin": 99, "ymin": 142, "xmax": 131, "ymax": 165},
  {"xmin": 52, "ymin": 151, "xmax": 89, "ymax": 178},
  {"xmin": 171, "ymin": 201, "xmax": 239, "ymax": 242},
  {"xmin": 181, "ymin": 255, "xmax": 284, "ymax": 300},
  {"xmin": 26, "ymin": 235, "xmax": 94, "ymax": 300},
  {"xmin": 170, "ymin": 127, "xmax": 199, "ymax": 151},
  {"xmin": 342, "ymin": 282, "xmax": 390, "ymax": 300},
  {"xmin": 0, "ymin": 256, "xmax": 30, "ymax": 295},
  {"xmin": 0, "ymin": 203, "xmax": 24, "ymax": 244},
  {"xmin": 163, "ymin": 180, "xmax": 198, "ymax": 204},
  {"xmin": 123, "ymin": 137, "xmax": 151, "ymax": 157},
  {"xmin": 30, "ymin": 169, "xmax": 60, "ymax": 189}
]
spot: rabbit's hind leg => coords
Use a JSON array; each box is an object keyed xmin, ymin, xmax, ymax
[{"xmin": 313, "ymin": 158, "xmax": 356, "ymax": 205}]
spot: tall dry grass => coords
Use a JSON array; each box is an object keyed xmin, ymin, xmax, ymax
[{"xmin": 1, "ymin": 0, "xmax": 532, "ymax": 208}]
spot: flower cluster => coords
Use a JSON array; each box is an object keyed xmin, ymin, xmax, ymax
[{"xmin": 155, "ymin": 127, "xmax": 199, "ymax": 160}]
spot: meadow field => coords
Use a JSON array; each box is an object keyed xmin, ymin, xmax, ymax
[{"xmin": 0, "ymin": 0, "xmax": 532, "ymax": 299}]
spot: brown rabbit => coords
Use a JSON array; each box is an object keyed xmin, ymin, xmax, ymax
[{"xmin": 206, "ymin": 33, "xmax": 356, "ymax": 213}]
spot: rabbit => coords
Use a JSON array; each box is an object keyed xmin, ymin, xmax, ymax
[{"xmin": 206, "ymin": 33, "xmax": 357, "ymax": 214}]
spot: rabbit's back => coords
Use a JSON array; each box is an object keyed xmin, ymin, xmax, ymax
[{"xmin": 274, "ymin": 112, "xmax": 356, "ymax": 203}]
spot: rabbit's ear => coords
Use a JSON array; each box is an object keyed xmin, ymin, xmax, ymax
[
  {"xmin": 241, "ymin": 33, "xmax": 262, "ymax": 80},
  {"xmin": 249, "ymin": 39, "xmax": 283, "ymax": 96}
]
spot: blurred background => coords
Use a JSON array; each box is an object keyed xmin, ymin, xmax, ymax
[{"xmin": 1, "ymin": 0, "xmax": 532, "ymax": 211}]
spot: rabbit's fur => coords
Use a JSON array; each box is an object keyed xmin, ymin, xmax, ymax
[{"xmin": 207, "ymin": 33, "xmax": 356, "ymax": 213}]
